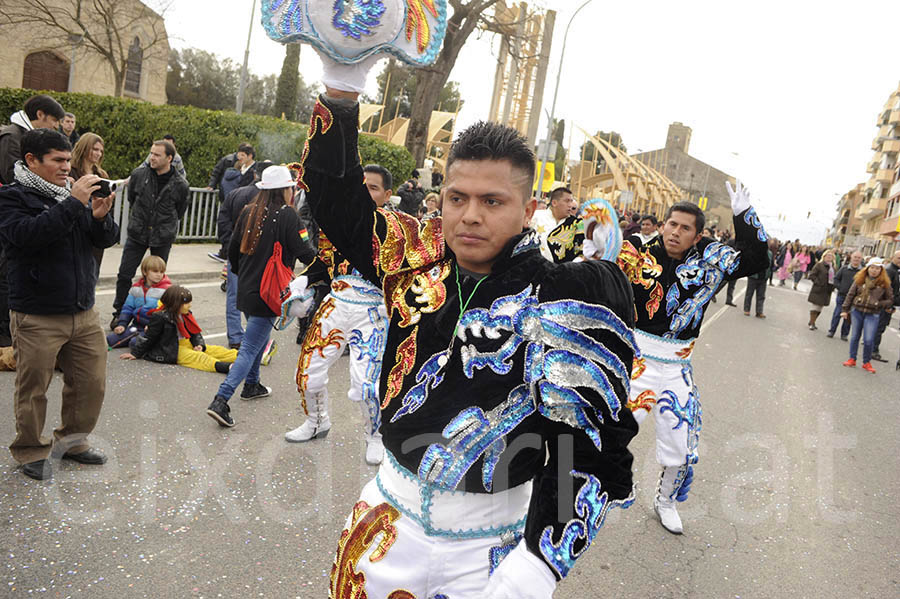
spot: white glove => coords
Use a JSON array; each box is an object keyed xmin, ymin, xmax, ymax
[
  {"xmin": 318, "ymin": 51, "xmax": 382, "ymax": 94},
  {"xmin": 484, "ymin": 543, "xmax": 557, "ymax": 599},
  {"xmin": 726, "ymin": 179, "xmax": 751, "ymax": 216},
  {"xmin": 275, "ymin": 275, "xmax": 316, "ymax": 330}
]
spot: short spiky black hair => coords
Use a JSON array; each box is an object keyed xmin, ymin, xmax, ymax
[
  {"xmin": 447, "ymin": 121, "xmax": 535, "ymax": 196},
  {"xmin": 549, "ymin": 186, "xmax": 573, "ymax": 203},
  {"xmin": 665, "ymin": 201, "xmax": 705, "ymax": 233},
  {"xmin": 21, "ymin": 128, "xmax": 72, "ymax": 161}
]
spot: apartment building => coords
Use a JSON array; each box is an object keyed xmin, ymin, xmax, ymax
[{"xmin": 845, "ymin": 83, "xmax": 900, "ymax": 255}]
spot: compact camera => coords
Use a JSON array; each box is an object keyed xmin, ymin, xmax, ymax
[{"xmin": 92, "ymin": 178, "xmax": 122, "ymax": 198}]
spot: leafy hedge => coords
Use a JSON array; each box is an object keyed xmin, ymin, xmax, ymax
[{"xmin": 0, "ymin": 88, "xmax": 414, "ymax": 190}]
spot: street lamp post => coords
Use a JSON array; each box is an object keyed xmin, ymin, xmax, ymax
[
  {"xmin": 236, "ymin": 0, "xmax": 258, "ymax": 114},
  {"xmin": 536, "ymin": 0, "xmax": 592, "ymax": 198}
]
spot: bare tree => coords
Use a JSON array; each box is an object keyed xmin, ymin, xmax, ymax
[
  {"xmin": 0, "ymin": 0, "xmax": 171, "ymax": 97},
  {"xmin": 405, "ymin": 0, "xmax": 501, "ymax": 165}
]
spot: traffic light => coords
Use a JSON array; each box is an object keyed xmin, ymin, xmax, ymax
[{"xmin": 698, "ymin": 196, "xmax": 708, "ymax": 210}]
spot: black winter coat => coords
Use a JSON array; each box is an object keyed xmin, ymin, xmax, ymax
[
  {"xmin": 217, "ymin": 184, "xmax": 258, "ymax": 248},
  {"xmin": 126, "ymin": 165, "xmax": 190, "ymax": 246},
  {"xmin": 229, "ymin": 202, "xmax": 316, "ymax": 317},
  {"xmin": 833, "ymin": 264, "xmax": 861, "ymax": 296},
  {"xmin": 130, "ymin": 310, "xmax": 204, "ymax": 364},
  {"xmin": 208, "ymin": 152, "xmax": 237, "ymax": 200},
  {"xmin": 0, "ymin": 183, "xmax": 119, "ymax": 314},
  {"xmin": 396, "ymin": 181, "xmax": 424, "ymax": 216}
]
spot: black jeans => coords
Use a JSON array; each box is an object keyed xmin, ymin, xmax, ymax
[
  {"xmin": 744, "ymin": 277, "xmax": 767, "ymax": 315},
  {"xmin": 112, "ymin": 238, "xmax": 172, "ymax": 313},
  {"xmin": 0, "ymin": 249, "xmax": 10, "ymax": 345},
  {"xmin": 725, "ymin": 278, "xmax": 737, "ymax": 303},
  {"xmin": 872, "ymin": 309, "xmax": 893, "ymax": 354}
]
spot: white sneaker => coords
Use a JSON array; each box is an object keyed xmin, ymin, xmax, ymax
[
  {"xmin": 654, "ymin": 496, "xmax": 683, "ymax": 534},
  {"xmin": 365, "ymin": 436, "xmax": 384, "ymax": 466},
  {"xmin": 284, "ymin": 419, "xmax": 331, "ymax": 443}
]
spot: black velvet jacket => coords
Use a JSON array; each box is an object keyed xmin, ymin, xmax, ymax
[
  {"xmin": 300, "ymin": 95, "xmax": 638, "ymax": 580},
  {"xmin": 549, "ymin": 210, "xmax": 770, "ymax": 340}
]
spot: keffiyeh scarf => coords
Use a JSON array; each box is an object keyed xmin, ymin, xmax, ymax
[{"xmin": 14, "ymin": 160, "xmax": 71, "ymax": 202}]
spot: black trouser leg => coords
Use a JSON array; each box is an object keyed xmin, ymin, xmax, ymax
[
  {"xmin": 755, "ymin": 278, "xmax": 767, "ymax": 314},
  {"xmin": 113, "ymin": 239, "xmax": 150, "ymax": 313},
  {"xmin": 872, "ymin": 310, "xmax": 892, "ymax": 354},
  {"xmin": 0, "ymin": 249, "xmax": 10, "ymax": 345}
]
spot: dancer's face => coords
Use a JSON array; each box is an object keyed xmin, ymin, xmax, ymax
[
  {"xmin": 662, "ymin": 210, "xmax": 702, "ymax": 259},
  {"xmin": 442, "ymin": 159, "xmax": 536, "ymax": 274}
]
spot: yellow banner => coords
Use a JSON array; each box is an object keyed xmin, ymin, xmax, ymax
[{"xmin": 533, "ymin": 162, "xmax": 555, "ymax": 193}]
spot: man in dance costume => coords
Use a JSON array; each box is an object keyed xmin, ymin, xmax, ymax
[
  {"xmin": 284, "ymin": 164, "xmax": 393, "ymax": 467},
  {"xmin": 295, "ymin": 68, "xmax": 638, "ymax": 599},
  {"xmin": 550, "ymin": 184, "xmax": 769, "ymax": 535}
]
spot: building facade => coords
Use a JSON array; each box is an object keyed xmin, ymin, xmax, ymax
[
  {"xmin": 0, "ymin": 0, "xmax": 168, "ymax": 105},
  {"xmin": 837, "ymin": 83, "xmax": 900, "ymax": 255},
  {"xmin": 631, "ymin": 122, "xmax": 736, "ymax": 231}
]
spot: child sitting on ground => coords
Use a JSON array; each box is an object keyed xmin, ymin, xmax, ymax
[
  {"xmin": 120, "ymin": 285, "xmax": 237, "ymax": 374},
  {"xmin": 107, "ymin": 255, "xmax": 172, "ymax": 348}
]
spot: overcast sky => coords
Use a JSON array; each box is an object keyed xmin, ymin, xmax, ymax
[{"xmin": 164, "ymin": 0, "xmax": 900, "ymax": 244}]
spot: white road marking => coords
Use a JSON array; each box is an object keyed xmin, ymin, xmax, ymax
[
  {"xmin": 702, "ymin": 287, "xmax": 746, "ymax": 331},
  {"xmin": 95, "ymin": 280, "xmax": 223, "ymax": 296}
]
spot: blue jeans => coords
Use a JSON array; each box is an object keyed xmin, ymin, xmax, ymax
[
  {"xmin": 225, "ymin": 261, "xmax": 244, "ymax": 345},
  {"xmin": 848, "ymin": 309, "xmax": 879, "ymax": 363},
  {"xmin": 216, "ymin": 315, "xmax": 274, "ymax": 401},
  {"xmin": 828, "ymin": 294, "xmax": 851, "ymax": 338}
]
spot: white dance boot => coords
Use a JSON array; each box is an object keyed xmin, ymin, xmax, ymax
[
  {"xmin": 360, "ymin": 400, "xmax": 384, "ymax": 465},
  {"xmin": 654, "ymin": 465, "xmax": 686, "ymax": 534},
  {"xmin": 285, "ymin": 389, "xmax": 332, "ymax": 442}
]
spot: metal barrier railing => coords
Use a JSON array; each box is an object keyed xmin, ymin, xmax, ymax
[{"xmin": 114, "ymin": 185, "xmax": 221, "ymax": 244}]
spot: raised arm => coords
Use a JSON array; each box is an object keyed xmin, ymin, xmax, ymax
[
  {"xmin": 300, "ymin": 95, "xmax": 444, "ymax": 286},
  {"xmin": 724, "ymin": 180, "xmax": 770, "ymax": 280}
]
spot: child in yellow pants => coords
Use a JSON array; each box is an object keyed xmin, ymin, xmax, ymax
[
  {"xmin": 121, "ymin": 285, "xmax": 238, "ymax": 374},
  {"xmin": 176, "ymin": 339, "xmax": 238, "ymax": 372}
]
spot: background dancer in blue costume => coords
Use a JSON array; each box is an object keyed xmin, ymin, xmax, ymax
[
  {"xmin": 553, "ymin": 183, "xmax": 769, "ymax": 535},
  {"xmin": 299, "ymin": 61, "xmax": 639, "ymax": 598}
]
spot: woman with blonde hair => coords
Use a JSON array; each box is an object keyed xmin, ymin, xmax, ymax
[
  {"xmin": 70, "ymin": 133, "xmax": 110, "ymax": 274},
  {"xmin": 806, "ymin": 249, "xmax": 835, "ymax": 330},
  {"xmin": 841, "ymin": 257, "xmax": 894, "ymax": 373}
]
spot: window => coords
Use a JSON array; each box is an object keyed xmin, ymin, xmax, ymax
[{"xmin": 124, "ymin": 37, "xmax": 142, "ymax": 95}]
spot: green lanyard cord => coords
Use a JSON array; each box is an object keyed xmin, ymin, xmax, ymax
[{"xmin": 454, "ymin": 262, "xmax": 487, "ymax": 338}]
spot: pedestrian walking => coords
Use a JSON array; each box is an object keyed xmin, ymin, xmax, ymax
[
  {"xmin": 791, "ymin": 246, "xmax": 811, "ymax": 289},
  {"xmin": 827, "ymin": 250, "xmax": 862, "ymax": 340},
  {"xmin": 110, "ymin": 140, "xmax": 190, "ymax": 327},
  {"xmin": 870, "ymin": 250, "xmax": 900, "ymax": 362},
  {"xmin": 0, "ymin": 128, "xmax": 119, "ymax": 480},
  {"xmin": 205, "ymin": 165, "xmax": 315, "ymax": 427},
  {"xmin": 807, "ymin": 250, "xmax": 835, "ymax": 330},
  {"xmin": 745, "ymin": 245, "xmax": 772, "ymax": 317},
  {"xmin": 842, "ymin": 258, "xmax": 894, "ymax": 374}
]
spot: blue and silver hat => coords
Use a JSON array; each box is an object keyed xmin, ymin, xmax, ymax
[{"xmin": 261, "ymin": 0, "xmax": 448, "ymax": 66}]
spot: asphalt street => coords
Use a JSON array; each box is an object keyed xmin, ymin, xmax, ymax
[{"xmin": 1, "ymin": 277, "xmax": 898, "ymax": 598}]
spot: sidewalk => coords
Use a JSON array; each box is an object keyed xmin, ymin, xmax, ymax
[{"xmin": 98, "ymin": 243, "xmax": 224, "ymax": 288}]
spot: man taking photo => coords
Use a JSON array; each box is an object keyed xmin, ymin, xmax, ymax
[{"xmin": 0, "ymin": 128, "xmax": 119, "ymax": 480}]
